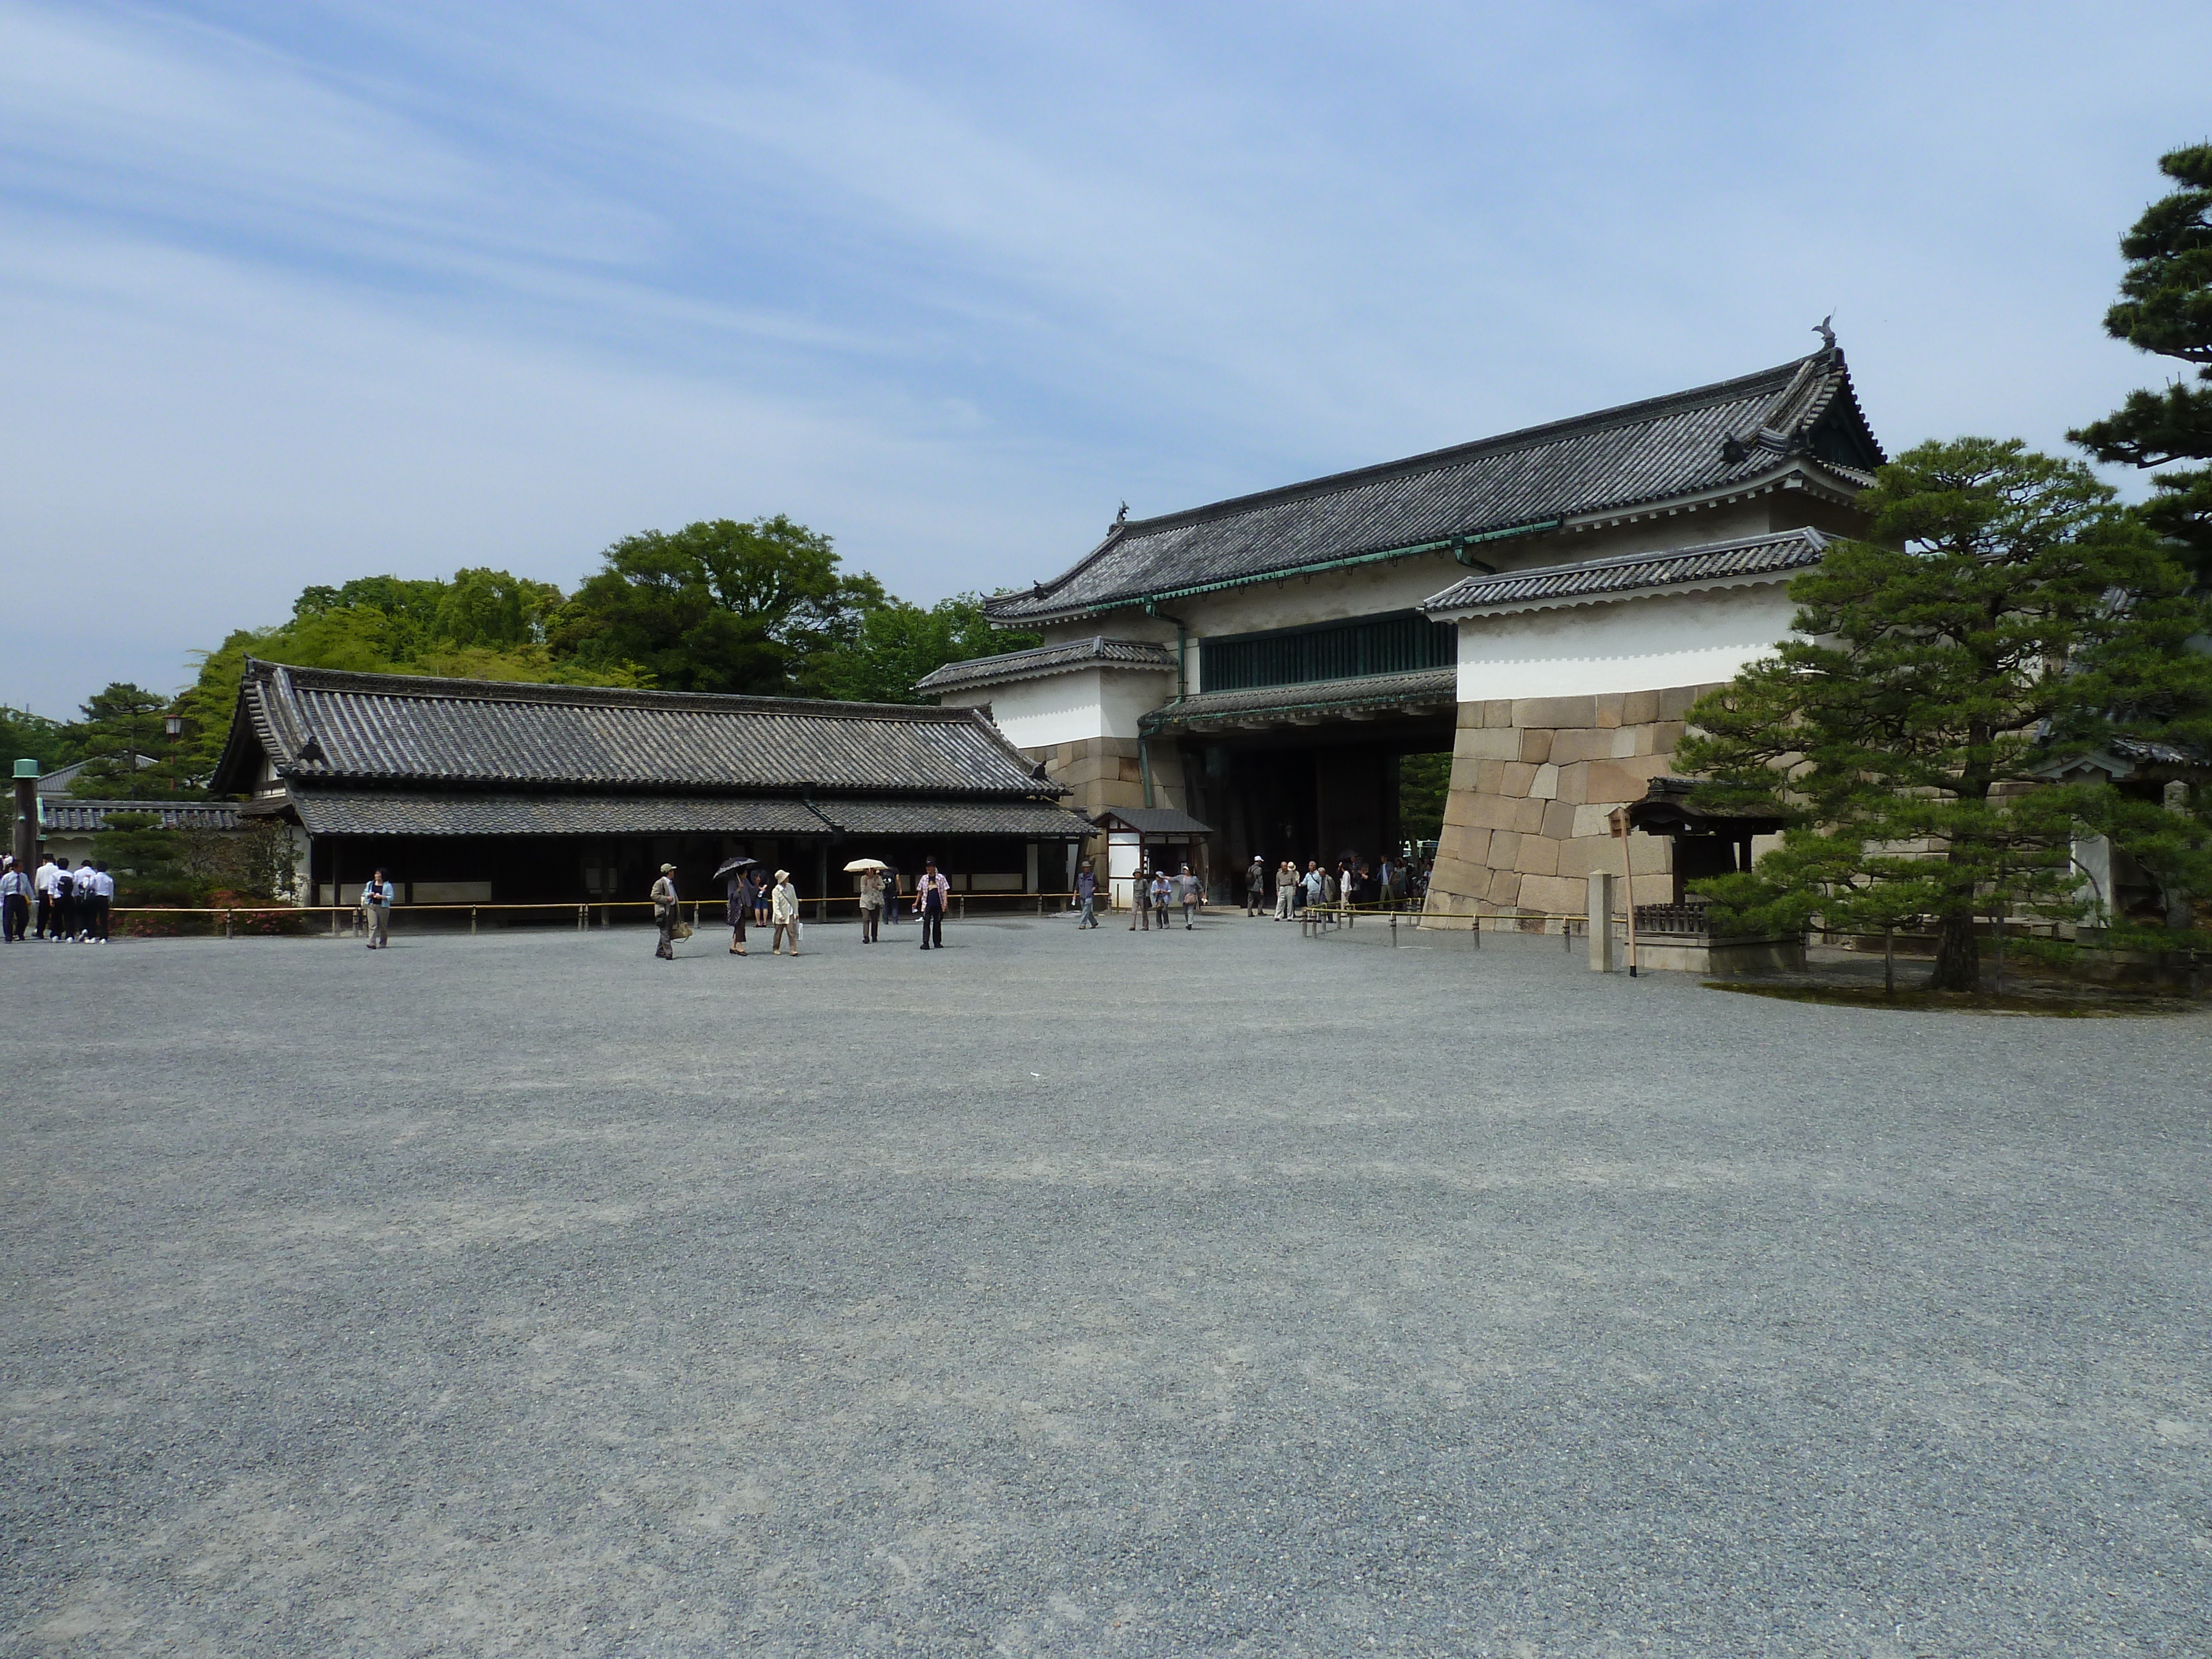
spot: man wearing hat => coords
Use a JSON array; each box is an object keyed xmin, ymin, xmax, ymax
[
  {"xmin": 651, "ymin": 863, "xmax": 679, "ymax": 959},
  {"xmin": 914, "ymin": 856, "xmax": 951, "ymax": 950},
  {"xmin": 770, "ymin": 869, "xmax": 800, "ymax": 956}
]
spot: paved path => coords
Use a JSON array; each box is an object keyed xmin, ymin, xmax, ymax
[{"xmin": 4, "ymin": 916, "xmax": 2208, "ymax": 1656}]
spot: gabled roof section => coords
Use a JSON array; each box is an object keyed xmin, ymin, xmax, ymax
[
  {"xmin": 988, "ymin": 347, "xmax": 1882, "ymax": 624},
  {"xmin": 39, "ymin": 799, "xmax": 244, "ymax": 833},
  {"xmin": 211, "ymin": 660, "xmax": 1062, "ymax": 800},
  {"xmin": 1424, "ymin": 528, "xmax": 1830, "ymax": 617},
  {"xmin": 912, "ymin": 637, "xmax": 1176, "ymax": 695}
]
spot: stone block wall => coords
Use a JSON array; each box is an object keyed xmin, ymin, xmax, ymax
[
  {"xmin": 1425, "ymin": 686, "xmax": 1721, "ymax": 921},
  {"xmin": 1020, "ymin": 737, "xmax": 1191, "ymax": 864}
]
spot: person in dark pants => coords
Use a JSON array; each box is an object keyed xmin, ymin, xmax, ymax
[
  {"xmin": 1244, "ymin": 856, "xmax": 1266, "ymax": 916},
  {"xmin": 726, "ymin": 866, "xmax": 752, "ymax": 956},
  {"xmin": 51, "ymin": 859, "xmax": 77, "ymax": 942},
  {"xmin": 651, "ymin": 863, "xmax": 678, "ymax": 959},
  {"xmin": 1, "ymin": 858, "xmax": 28, "ymax": 942},
  {"xmin": 87, "ymin": 863, "xmax": 113, "ymax": 941},
  {"xmin": 32, "ymin": 853, "xmax": 58, "ymax": 938},
  {"xmin": 915, "ymin": 856, "xmax": 950, "ymax": 950}
]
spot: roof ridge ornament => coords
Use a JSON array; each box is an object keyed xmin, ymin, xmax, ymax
[{"xmin": 1813, "ymin": 314, "xmax": 1836, "ymax": 351}]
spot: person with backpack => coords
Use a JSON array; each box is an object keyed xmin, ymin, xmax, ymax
[
  {"xmin": 651, "ymin": 863, "xmax": 678, "ymax": 959},
  {"xmin": 51, "ymin": 858, "xmax": 77, "ymax": 942}
]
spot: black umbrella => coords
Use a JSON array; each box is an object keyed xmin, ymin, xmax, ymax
[{"xmin": 713, "ymin": 856, "xmax": 761, "ymax": 880}]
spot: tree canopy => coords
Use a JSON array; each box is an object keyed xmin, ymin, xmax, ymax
[
  {"xmin": 1676, "ymin": 438, "xmax": 2210, "ymax": 990},
  {"xmin": 145, "ymin": 517, "xmax": 1029, "ymax": 785},
  {"xmin": 2070, "ymin": 143, "xmax": 2212, "ymax": 578}
]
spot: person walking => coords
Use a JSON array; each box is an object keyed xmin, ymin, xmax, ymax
[
  {"xmin": 858, "ymin": 866, "xmax": 884, "ymax": 942},
  {"xmin": 1, "ymin": 858, "xmax": 28, "ymax": 943},
  {"xmin": 726, "ymin": 865, "xmax": 753, "ymax": 955},
  {"xmin": 1274, "ymin": 859, "xmax": 1297, "ymax": 920},
  {"xmin": 651, "ymin": 863, "xmax": 679, "ymax": 959},
  {"xmin": 32, "ymin": 852, "xmax": 58, "ymax": 939},
  {"xmin": 1244, "ymin": 855, "xmax": 1266, "ymax": 916},
  {"xmin": 360, "ymin": 868, "xmax": 395, "ymax": 948},
  {"xmin": 1127, "ymin": 862, "xmax": 1151, "ymax": 931},
  {"xmin": 882, "ymin": 865, "xmax": 904, "ymax": 927},
  {"xmin": 1302, "ymin": 860, "xmax": 1325, "ymax": 916},
  {"xmin": 915, "ymin": 857, "xmax": 950, "ymax": 950},
  {"xmin": 1074, "ymin": 859, "xmax": 1099, "ymax": 928},
  {"xmin": 1150, "ymin": 868, "xmax": 1172, "ymax": 933},
  {"xmin": 770, "ymin": 868, "xmax": 801, "ymax": 955},
  {"xmin": 1178, "ymin": 863, "xmax": 1202, "ymax": 929}
]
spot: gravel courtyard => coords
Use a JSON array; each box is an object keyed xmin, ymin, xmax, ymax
[{"xmin": 3, "ymin": 912, "xmax": 2208, "ymax": 1657}]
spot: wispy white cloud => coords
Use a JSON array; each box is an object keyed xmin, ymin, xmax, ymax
[{"xmin": 3, "ymin": 0, "xmax": 2208, "ymax": 712}]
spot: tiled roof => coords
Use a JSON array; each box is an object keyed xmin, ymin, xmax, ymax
[
  {"xmin": 1423, "ymin": 528, "xmax": 1830, "ymax": 616},
  {"xmin": 282, "ymin": 790, "xmax": 1092, "ymax": 839},
  {"xmin": 1091, "ymin": 807, "xmax": 1213, "ymax": 836},
  {"xmin": 38, "ymin": 755, "xmax": 157, "ymax": 795},
  {"xmin": 988, "ymin": 348, "xmax": 1881, "ymax": 623},
  {"xmin": 39, "ymin": 799, "xmax": 244, "ymax": 833},
  {"xmin": 807, "ymin": 799, "xmax": 1093, "ymax": 837},
  {"xmin": 912, "ymin": 637, "xmax": 1176, "ymax": 694},
  {"xmin": 1142, "ymin": 667, "xmax": 1458, "ymax": 732},
  {"xmin": 213, "ymin": 661, "xmax": 1060, "ymax": 801}
]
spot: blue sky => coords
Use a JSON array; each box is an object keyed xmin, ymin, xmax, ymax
[{"xmin": 4, "ymin": 1, "xmax": 2208, "ymax": 717}]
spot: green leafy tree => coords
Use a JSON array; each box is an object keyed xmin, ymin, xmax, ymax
[
  {"xmin": 2070, "ymin": 144, "xmax": 2212, "ymax": 581},
  {"xmin": 805, "ymin": 593, "xmax": 1037, "ymax": 703},
  {"xmin": 0, "ymin": 705, "xmax": 79, "ymax": 774},
  {"xmin": 175, "ymin": 570, "xmax": 646, "ymax": 789},
  {"xmin": 68, "ymin": 683, "xmax": 172, "ymax": 799},
  {"xmin": 1676, "ymin": 438, "xmax": 2208, "ymax": 992},
  {"xmin": 548, "ymin": 517, "xmax": 885, "ymax": 695},
  {"xmin": 1396, "ymin": 753, "xmax": 1451, "ymax": 844}
]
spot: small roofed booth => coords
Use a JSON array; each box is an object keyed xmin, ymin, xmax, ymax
[
  {"xmin": 1623, "ymin": 776, "xmax": 1801, "ymax": 973},
  {"xmin": 1089, "ymin": 806, "xmax": 1213, "ymax": 909},
  {"xmin": 212, "ymin": 660, "xmax": 1093, "ymax": 919}
]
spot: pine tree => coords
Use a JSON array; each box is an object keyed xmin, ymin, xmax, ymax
[
  {"xmin": 1676, "ymin": 439, "xmax": 2204, "ymax": 993},
  {"xmin": 2070, "ymin": 144, "xmax": 2212, "ymax": 583}
]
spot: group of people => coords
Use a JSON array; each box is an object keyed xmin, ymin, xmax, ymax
[
  {"xmin": 1114, "ymin": 862, "xmax": 1206, "ymax": 931},
  {"xmin": 646, "ymin": 855, "xmax": 962, "ymax": 959},
  {"xmin": 1245, "ymin": 854, "xmax": 1427, "ymax": 920},
  {"xmin": 0, "ymin": 853, "xmax": 115, "ymax": 944}
]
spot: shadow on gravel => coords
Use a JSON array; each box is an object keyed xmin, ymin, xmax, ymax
[{"xmin": 1705, "ymin": 979, "xmax": 2201, "ymax": 1017}]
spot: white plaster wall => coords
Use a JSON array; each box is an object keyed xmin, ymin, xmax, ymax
[
  {"xmin": 942, "ymin": 667, "xmax": 1173, "ymax": 748},
  {"xmin": 1455, "ymin": 583, "xmax": 1800, "ymax": 701}
]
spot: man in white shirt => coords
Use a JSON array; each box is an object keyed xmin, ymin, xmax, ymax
[
  {"xmin": 86, "ymin": 862, "xmax": 114, "ymax": 942},
  {"xmin": 32, "ymin": 853, "xmax": 58, "ymax": 939},
  {"xmin": 0, "ymin": 858, "xmax": 28, "ymax": 942}
]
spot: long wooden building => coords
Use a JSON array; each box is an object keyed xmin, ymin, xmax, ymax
[{"xmin": 212, "ymin": 660, "xmax": 1093, "ymax": 909}]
